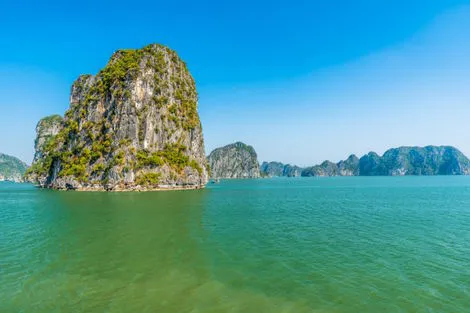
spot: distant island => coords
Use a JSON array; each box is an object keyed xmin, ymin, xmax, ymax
[
  {"xmin": 25, "ymin": 44, "xmax": 209, "ymax": 191},
  {"xmin": 208, "ymin": 142, "xmax": 260, "ymax": 179},
  {"xmin": 0, "ymin": 153, "xmax": 28, "ymax": 183},
  {"xmin": 0, "ymin": 44, "xmax": 466, "ymax": 189},
  {"xmin": 2, "ymin": 141, "xmax": 470, "ymax": 186},
  {"xmin": 260, "ymin": 162, "xmax": 302, "ymax": 177},
  {"xmin": 301, "ymin": 146, "xmax": 470, "ymax": 177},
  {"xmin": 206, "ymin": 143, "xmax": 470, "ymax": 179}
]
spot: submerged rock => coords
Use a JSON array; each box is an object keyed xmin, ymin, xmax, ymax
[
  {"xmin": 208, "ymin": 142, "xmax": 260, "ymax": 179},
  {"xmin": 25, "ymin": 44, "xmax": 209, "ymax": 191}
]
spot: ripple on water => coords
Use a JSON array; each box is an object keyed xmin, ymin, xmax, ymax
[{"xmin": 1, "ymin": 178, "xmax": 470, "ymax": 312}]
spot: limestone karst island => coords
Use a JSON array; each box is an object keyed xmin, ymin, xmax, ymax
[
  {"xmin": 6, "ymin": 46, "xmax": 470, "ymax": 190},
  {"xmin": 25, "ymin": 44, "xmax": 208, "ymax": 191},
  {"xmin": 2, "ymin": 2, "xmax": 470, "ymax": 312}
]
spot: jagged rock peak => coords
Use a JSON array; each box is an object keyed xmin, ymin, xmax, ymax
[
  {"xmin": 33, "ymin": 115, "xmax": 64, "ymax": 163},
  {"xmin": 208, "ymin": 142, "xmax": 260, "ymax": 179},
  {"xmin": 26, "ymin": 43, "xmax": 209, "ymax": 191}
]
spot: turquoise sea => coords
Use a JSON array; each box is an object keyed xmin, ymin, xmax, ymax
[{"xmin": 1, "ymin": 177, "xmax": 470, "ymax": 312}]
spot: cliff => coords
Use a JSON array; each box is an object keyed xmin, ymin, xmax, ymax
[
  {"xmin": 302, "ymin": 160, "xmax": 339, "ymax": 177},
  {"xmin": 0, "ymin": 153, "xmax": 28, "ymax": 183},
  {"xmin": 25, "ymin": 44, "xmax": 209, "ymax": 191},
  {"xmin": 208, "ymin": 142, "xmax": 260, "ymax": 178},
  {"xmin": 260, "ymin": 161, "xmax": 302, "ymax": 177},
  {"xmin": 302, "ymin": 146, "xmax": 470, "ymax": 177},
  {"xmin": 361, "ymin": 146, "xmax": 470, "ymax": 176},
  {"xmin": 302, "ymin": 154, "xmax": 360, "ymax": 177},
  {"xmin": 32, "ymin": 115, "xmax": 63, "ymax": 164},
  {"xmin": 337, "ymin": 154, "xmax": 360, "ymax": 176}
]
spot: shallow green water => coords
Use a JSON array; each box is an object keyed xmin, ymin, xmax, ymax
[{"xmin": 1, "ymin": 177, "xmax": 470, "ymax": 312}]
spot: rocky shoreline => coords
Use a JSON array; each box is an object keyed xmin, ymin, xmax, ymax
[{"xmin": 32, "ymin": 183, "xmax": 205, "ymax": 192}]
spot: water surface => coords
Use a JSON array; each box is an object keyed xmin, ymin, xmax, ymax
[{"xmin": 1, "ymin": 177, "xmax": 470, "ymax": 312}]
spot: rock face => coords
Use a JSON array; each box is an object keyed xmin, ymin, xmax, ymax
[
  {"xmin": 302, "ymin": 146, "xmax": 470, "ymax": 177},
  {"xmin": 260, "ymin": 161, "xmax": 302, "ymax": 177},
  {"xmin": 25, "ymin": 44, "xmax": 209, "ymax": 190},
  {"xmin": 208, "ymin": 142, "xmax": 260, "ymax": 179},
  {"xmin": 260, "ymin": 162, "xmax": 303, "ymax": 177},
  {"xmin": 283, "ymin": 164, "xmax": 303, "ymax": 177},
  {"xmin": 361, "ymin": 146, "xmax": 470, "ymax": 176},
  {"xmin": 358, "ymin": 152, "xmax": 385, "ymax": 176},
  {"xmin": 302, "ymin": 160, "xmax": 340, "ymax": 177},
  {"xmin": 260, "ymin": 161, "xmax": 283, "ymax": 177},
  {"xmin": 0, "ymin": 153, "xmax": 28, "ymax": 183},
  {"xmin": 33, "ymin": 115, "xmax": 63, "ymax": 163},
  {"xmin": 337, "ymin": 154, "xmax": 360, "ymax": 176},
  {"xmin": 301, "ymin": 154, "xmax": 360, "ymax": 177}
]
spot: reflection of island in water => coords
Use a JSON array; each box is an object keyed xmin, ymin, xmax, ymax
[{"xmin": 8, "ymin": 188, "xmax": 308, "ymax": 312}]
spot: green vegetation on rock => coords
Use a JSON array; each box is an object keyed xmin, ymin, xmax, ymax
[
  {"xmin": 27, "ymin": 43, "xmax": 208, "ymax": 190},
  {"xmin": 135, "ymin": 173, "xmax": 161, "ymax": 187},
  {"xmin": 260, "ymin": 162, "xmax": 303, "ymax": 177},
  {"xmin": 208, "ymin": 142, "xmax": 260, "ymax": 179},
  {"xmin": 301, "ymin": 146, "xmax": 470, "ymax": 177},
  {"xmin": 0, "ymin": 153, "xmax": 28, "ymax": 182}
]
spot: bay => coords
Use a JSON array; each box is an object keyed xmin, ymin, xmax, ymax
[{"xmin": 1, "ymin": 177, "xmax": 470, "ymax": 312}]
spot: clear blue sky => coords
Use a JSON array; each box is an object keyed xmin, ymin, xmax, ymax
[{"xmin": 1, "ymin": 0, "xmax": 469, "ymax": 165}]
